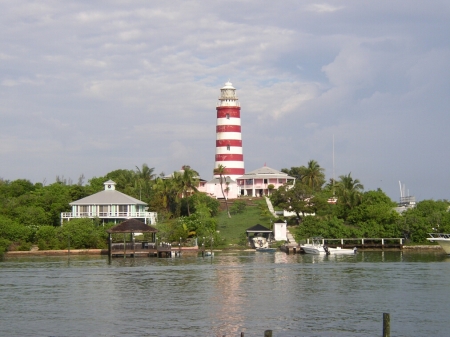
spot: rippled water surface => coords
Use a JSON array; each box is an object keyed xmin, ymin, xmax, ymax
[{"xmin": 1, "ymin": 251, "xmax": 449, "ymax": 337}]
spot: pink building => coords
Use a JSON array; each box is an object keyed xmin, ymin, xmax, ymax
[{"xmin": 236, "ymin": 166, "xmax": 295, "ymax": 197}]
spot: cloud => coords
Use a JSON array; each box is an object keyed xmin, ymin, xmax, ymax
[
  {"xmin": 305, "ymin": 4, "xmax": 345, "ymax": 13},
  {"xmin": 0, "ymin": 0, "xmax": 449, "ymax": 200}
]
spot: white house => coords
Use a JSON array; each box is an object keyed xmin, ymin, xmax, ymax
[{"xmin": 60, "ymin": 180, "xmax": 157, "ymax": 225}]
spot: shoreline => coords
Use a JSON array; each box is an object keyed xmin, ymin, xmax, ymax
[{"xmin": 3, "ymin": 245, "xmax": 444, "ymax": 257}]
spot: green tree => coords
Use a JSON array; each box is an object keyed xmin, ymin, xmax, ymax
[
  {"xmin": 134, "ymin": 164, "xmax": 156, "ymax": 201},
  {"xmin": 335, "ymin": 173, "xmax": 364, "ymax": 220},
  {"xmin": 301, "ymin": 160, "xmax": 325, "ymax": 191},
  {"xmin": 180, "ymin": 166, "xmax": 200, "ymax": 216},
  {"xmin": 213, "ymin": 164, "xmax": 231, "ymax": 218},
  {"xmin": 271, "ymin": 182, "xmax": 327, "ymax": 218},
  {"xmin": 281, "ymin": 167, "xmax": 304, "ymax": 180}
]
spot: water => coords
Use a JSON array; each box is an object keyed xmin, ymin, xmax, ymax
[{"xmin": 1, "ymin": 251, "xmax": 449, "ymax": 337}]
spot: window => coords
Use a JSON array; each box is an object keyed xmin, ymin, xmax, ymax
[
  {"xmin": 79, "ymin": 205, "xmax": 89, "ymax": 213},
  {"xmin": 264, "ymin": 179, "xmax": 268, "ymax": 184},
  {"xmin": 118, "ymin": 205, "xmax": 128, "ymax": 214},
  {"xmin": 226, "ymin": 113, "xmax": 230, "ymax": 119},
  {"xmin": 227, "ymin": 144, "xmax": 230, "ymax": 150},
  {"xmin": 99, "ymin": 205, "xmax": 108, "ymax": 214}
]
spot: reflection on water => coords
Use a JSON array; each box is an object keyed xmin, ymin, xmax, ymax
[{"xmin": 1, "ymin": 251, "xmax": 449, "ymax": 337}]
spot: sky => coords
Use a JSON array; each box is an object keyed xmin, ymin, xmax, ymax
[{"xmin": 1, "ymin": 0, "xmax": 449, "ymax": 202}]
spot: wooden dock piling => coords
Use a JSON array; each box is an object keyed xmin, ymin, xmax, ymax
[{"xmin": 383, "ymin": 313, "xmax": 390, "ymax": 337}]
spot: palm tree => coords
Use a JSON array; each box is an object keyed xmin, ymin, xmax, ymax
[
  {"xmin": 213, "ymin": 164, "xmax": 231, "ymax": 218},
  {"xmin": 180, "ymin": 166, "xmax": 200, "ymax": 216},
  {"xmin": 301, "ymin": 160, "xmax": 325, "ymax": 191},
  {"xmin": 336, "ymin": 173, "xmax": 364, "ymax": 210},
  {"xmin": 135, "ymin": 164, "xmax": 155, "ymax": 200},
  {"xmin": 154, "ymin": 176, "xmax": 179, "ymax": 216}
]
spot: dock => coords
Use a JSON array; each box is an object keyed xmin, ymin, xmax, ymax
[
  {"xmin": 284, "ymin": 237, "xmax": 405, "ymax": 254},
  {"xmin": 110, "ymin": 242, "xmax": 186, "ymax": 258}
]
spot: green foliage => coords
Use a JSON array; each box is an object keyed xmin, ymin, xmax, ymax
[
  {"xmin": 230, "ymin": 200, "xmax": 246, "ymax": 214},
  {"xmin": 0, "ymin": 238, "xmax": 11, "ymax": 256},
  {"xmin": 181, "ymin": 193, "xmax": 220, "ymax": 217},
  {"xmin": 270, "ymin": 182, "xmax": 327, "ymax": 218},
  {"xmin": 59, "ymin": 219, "xmax": 107, "ymax": 249},
  {"xmin": 2, "ymin": 163, "xmax": 448, "ymax": 251},
  {"xmin": 294, "ymin": 216, "xmax": 351, "ymax": 240},
  {"xmin": 36, "ymin": 226, "xmax": 62, "ymax": 250},
  {"xmin": 0, "ymin": 215, "xmax": 33, "ymax": 242},
  {"xmin": 156, "ymin": 209, "xmax": 219, "ymax": 245},
  {"xmin": 400, "ymin": 199, "xmax": 450, "ymax": 243}
]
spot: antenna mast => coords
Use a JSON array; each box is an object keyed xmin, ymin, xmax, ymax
[{"xmin": 332, "ymin": 135, "xmax": 335, "ymax": 196}]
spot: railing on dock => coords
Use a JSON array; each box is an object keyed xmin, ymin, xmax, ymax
[
  {"xmin": 109, "ymin": 241, "xmax": 179, "ymax": 258},
  {"xmin": 307, "ymin": 237, "xmax": 404, "ymax": 247},
  {"xmin": 284, "ymin": 237, "xmax": 404, "ymax": 254},
  {"xmin": 111, "ymin": 242, "xmax": 156, "ymax": 251}
]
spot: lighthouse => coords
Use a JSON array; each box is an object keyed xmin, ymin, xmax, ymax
[{"xmin": 214, "ymin": 81, "xmax": 244, "ymax": 181}]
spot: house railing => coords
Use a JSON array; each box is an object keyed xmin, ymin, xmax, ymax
[{"xmin": 61, "ymin": 211, "xmax": 158, "ymax": 223}]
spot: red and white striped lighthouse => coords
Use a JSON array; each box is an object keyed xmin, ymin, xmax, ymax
[{"xmin": 214, "ymin": 81, "xmax": 244, "ymax": 180}]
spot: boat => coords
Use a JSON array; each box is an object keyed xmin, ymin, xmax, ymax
[
  {"xmin": 300, "ymin": 238, "xmax": 357, "ymax": 255},
  {"xmin": 255, "ymin": 247, "xmax": 277, "ymax": 253},
  {"xmin": 252, "ymin": 236, "xmax": 276, "ymax": 252},
  {"xmin": 427, "ymin": 233, "xmax": 450, "ymax": 254}
]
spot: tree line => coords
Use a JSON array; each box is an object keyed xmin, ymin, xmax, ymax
[
  {"xmin": 271, "ymin": 160, "xmax": 450, "ymax": 243},
  {"xmin": 0, "ymin": 164, "xmax": 221, "ymax": 255},
  {"xmin": 1, "ymin": 160, "xmax": 449, "ymax": 255}
]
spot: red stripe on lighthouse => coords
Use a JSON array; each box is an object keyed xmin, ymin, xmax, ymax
[
  {"xmin": 216, "ymin": 139, "xmax": 242, "ymax": 147},
  {"xmin": 216, "ymin": 125, "xmax": 241, "ymax": 133},
  {"xmin": 218, "ymin": 168, "xmax": 245, "ymax": 176},
  {"xmin": 217, "ymin": 109, "xmax": 241, "ymax": 118}
]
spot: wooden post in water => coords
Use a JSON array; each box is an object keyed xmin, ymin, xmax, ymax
[
  {"xmin": 108, "ymin": 234, "xmax": 112, "ymax": 260},
  {"xmin": 264, "ymin": 330, "xmax": 272, "ymax": 337},
  {"xmin": 383, "ymin": 313, "xmax": 390, "ymax": 337},
  {"xmin": 123, "ymin": 233, "xmax": 126, "ymax": 258},
  {"xmin": 241, "ymin": 332, "xmax": 244, "ymax": 337}
]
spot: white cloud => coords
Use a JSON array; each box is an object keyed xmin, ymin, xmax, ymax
[
  {"xmin": 305, "ymin": 4, "xmax": 345, "ymax": 13},
  {"xmin": 0, "ymin": 0, "xmax": 449, "ymax": 200}
]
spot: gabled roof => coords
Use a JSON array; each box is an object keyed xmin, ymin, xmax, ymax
[
  {"xmin": 236, "ymin": 166, "xmax": 294, "ymax": 180},
  {"xmin": 207, "ymin": 176, "xmax": 236, "ymax": 184},
  {"xmin": 107, "ymin": 219, "xmax": 157, "ymax": 233},
  {"xmin": 246, "ymin": 224, "xmax": 272, "ymax": 233},
  {"xmin": 70, "ymin": 189, "xmax": 146, "ymax": 205}
]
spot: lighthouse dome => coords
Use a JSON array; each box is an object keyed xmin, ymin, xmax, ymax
[{"xmin": 222, "ymin": 81, "xmax": 235, "ymax": 89}]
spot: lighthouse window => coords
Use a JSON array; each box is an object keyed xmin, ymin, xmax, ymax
[
  {"xmin": 226, "ymin": 113, "xmax": 230, "ymax": 119},
  {"xmin": 227, "ymin": 144, "xmax": 230, "ymax": 150}
]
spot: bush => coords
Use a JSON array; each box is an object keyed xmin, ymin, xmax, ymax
[
  {"xmin": 0, "ymin": 238, "xmax": 11, "ymax": 256},
  {"xmin": 0, "ymin": 215, "xmax": 33, "ymax": 243},
  {"xmin": 58, "ymin": 218, "xmax": 106, "ymax": 249},
  {"xmin": 230, "ymin": 200, "xmax": 246, "ymax": 214},
  {"xmin": 16, "ymin": 241, "xmax": 32, "ymax": 251}
]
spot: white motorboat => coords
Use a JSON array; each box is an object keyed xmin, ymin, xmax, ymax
[
  {"xmin": 427, "ymin": 233, "xmax": 450, "ymax": 254},
  {"xmin": 331, "ymin": 246, "xmax": 358, "ymax": 255},
  {"xmin": 300, "ymin": 238, "xmax": 356, "ymax": 255},
  {"xmin": 252, "ymin": 236, "xmax": 275, "ymax": 252}
]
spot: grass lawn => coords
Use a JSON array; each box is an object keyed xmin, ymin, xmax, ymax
[{"xmin": 214, "ymin": 198, "xmax": 275, "ymax": 247}]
